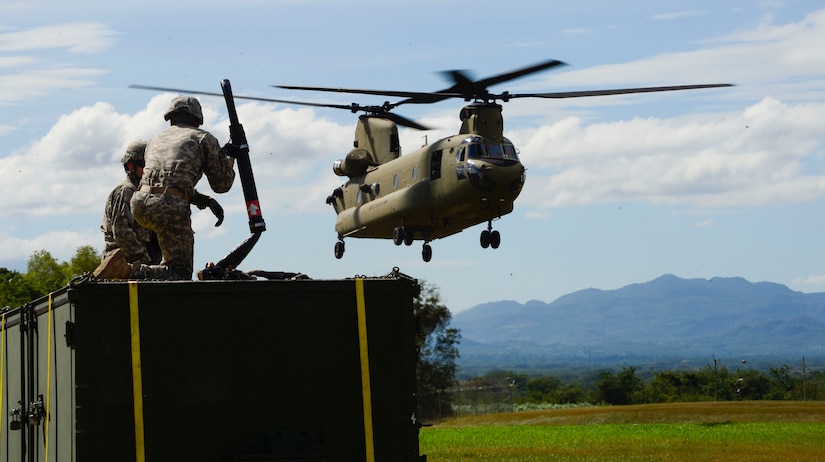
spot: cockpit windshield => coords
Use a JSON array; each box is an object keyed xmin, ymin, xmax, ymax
[{"xmin": 461, "ymin": 137, "xmax": 519, "ymax": 161}]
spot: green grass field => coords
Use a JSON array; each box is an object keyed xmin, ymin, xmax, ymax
[{"xmin": 419, "ymin": 401, "xmax": 825, "ymax": 461}]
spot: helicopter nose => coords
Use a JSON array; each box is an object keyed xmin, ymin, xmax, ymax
[
  {"xmin": 467, "ymin": 160, "xmax": 525, "ymax": 195},
  {"xmin": 467, "ymin": 162, "xmax": 496, "ymax": 191}
]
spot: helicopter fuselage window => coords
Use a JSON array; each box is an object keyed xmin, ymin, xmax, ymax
[
  {"xmin": 393, "ymin": 173, "xmax": 399, "ymax": 189},
  {"xmin": 455, "ymin": 147, "xmax": 467, "ymax": 180},
  {"xmin": 431, "ymin": 150, "xmax": 443, "ymax": 180},
  {"xmin": 412, "ymin": 165, "xmax": 419, "ymax": 181}
]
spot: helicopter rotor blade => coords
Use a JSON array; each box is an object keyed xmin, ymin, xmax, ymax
[
  {"xmin": 274, "ymin": 85, "xmax": 461, "ymax": 101},
  {"xmin": 131, "ymin": 84, "xmax": 430, "ymax": 130},
  {"xmin": 507, "ymin": 83, "xmax": 735, "ymax": 99},
  {"xmin": 129, "ymin": 84, "xmax": 363, "ymax": 111},
  {"xmin": 277, "ymin": 59, "xmax": 569, "ymax": 106},
  {"xmin": 405, "ymin": 59, "xmax": 569, "ymax": 104},
  {"xmin": 381, "ymin": 112, "xmax": 430, "ymax": 131},
  {"xmin": 465, "ymin": 59, "xmax": 568, "ymax": 89}
]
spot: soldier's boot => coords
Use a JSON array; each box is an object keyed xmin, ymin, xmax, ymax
[{"xmin": 93, "ymin": 248, "xmax": 132, "ymax": 280}]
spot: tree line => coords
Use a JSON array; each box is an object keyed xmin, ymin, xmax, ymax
[
  {"xmin": 443, "ymin": 362, "xmax": 824, "ymax": 416},
  {"xmin": 1, "ymin": 246, "xmax": 100, "ymax": 308}
]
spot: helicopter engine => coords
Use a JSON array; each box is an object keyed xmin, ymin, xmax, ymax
[
  {"xmin": 333, "ymin": 148, "xmax": 376, "ymax": 177},
  {"xmin": 459, "ymin": 103, "xmax": 504, "ymax": 143}
]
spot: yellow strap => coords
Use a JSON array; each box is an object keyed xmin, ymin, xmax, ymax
[
  {"xmin": 128, "ymin": 282, "xmax": 146, "ymax": 462},
  {"xmin": 0, "ymin": 313, "xmax": 5, "ymax": 448},
  {"xmin": 45, "ymin": 293, "xmax": 53, "ymax": 461},
  {"xmin": 355, "ymin": 278, "xmax": 375, "ymax": 462}
]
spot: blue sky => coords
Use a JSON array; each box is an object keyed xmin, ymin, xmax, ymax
[{"xmin": 2, "ymin": 1, "xmax": 824, "ymax": 313}]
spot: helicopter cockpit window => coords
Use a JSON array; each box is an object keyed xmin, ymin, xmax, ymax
[
  {"xmin": 466, "ymin": 143, "xmax": 482, "ymax": 159},
  {"xmin": 502, "ymin": 143, "xmax": 518, "ymax": 160},
  {"xmin": 464, "ymin": 142, "xmax": 519, "ymax": 161},
  {"xmin": 486, "ymin": 143, "xmax": 504, "ymax": 158}
]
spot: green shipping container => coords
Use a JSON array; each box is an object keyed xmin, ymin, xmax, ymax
[{"xmin": 0, "ymin": 275, "xmax": 424, "ymax": 461}]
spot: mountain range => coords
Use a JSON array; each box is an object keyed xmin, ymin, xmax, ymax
[{"xmin": 452, "ymin": 274, "xmax": 825, "ymax": 370}]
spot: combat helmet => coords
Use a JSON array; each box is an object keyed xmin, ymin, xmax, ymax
[
  {"xmin": 163, "ymin": 96, "xmax": 204, "ymax": 125},
  {"xmin": 121, "ymin": 140, "xmax": 147, "ymax": 168}
]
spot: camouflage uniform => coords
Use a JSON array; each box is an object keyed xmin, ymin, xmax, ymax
[
  {"xmin": 100, "ymin": 141, "xmax": 162, "ymax": 266},
  {"xmin": 131, "ymin": 97, "xmax": 235, "ymax": 280},
  {"xmin": 101, "ymin": 178, "xmax": 161, "ymax": 264}
]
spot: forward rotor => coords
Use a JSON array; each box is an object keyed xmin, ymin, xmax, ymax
[{"xmin": 274, "ymin": 58, "xmax": 733, "ymax": 106}]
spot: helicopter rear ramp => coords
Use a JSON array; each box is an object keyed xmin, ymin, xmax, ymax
[{"xmin": 1, "ymin": 275, "xmax": 424, "ymax": 461}]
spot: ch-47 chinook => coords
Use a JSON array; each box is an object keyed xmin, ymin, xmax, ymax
[
  {"xmin": 273, "ymin": 60, "xmax": 732, "ymax": 262},
  {"xmin": 132, "ymin": 60, "xmax": 732, "ymax": 262}
]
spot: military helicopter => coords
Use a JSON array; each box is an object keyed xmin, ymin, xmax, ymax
[
  {"xmin": 133, "ymin": 60, "xmax": 732, "ymax": 262},
  {"xmin": 272, "ymin": 60, "xmax": 732, "ymax": 262}
]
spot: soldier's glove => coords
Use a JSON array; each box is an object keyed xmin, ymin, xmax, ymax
[
  {"xmin": 223, "ymin": 142, "xmax": 248, "ymax": 158},
  {"xmin": 206, "ymin": 198, "xmax": 224, "ymax": 226},
  {"xmin": 192, "ymin": 193, "xmax": 224, "ymax": 226}
]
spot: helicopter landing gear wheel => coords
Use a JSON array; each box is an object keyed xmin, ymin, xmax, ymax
[
  {"xmin": 393, "ymin": 226, "xmax": 415, "ymax": 246},
  {"xmin": 403, "ymin": 229, "xmax": 414, "ymax": 246},
  {"xmin": 480, "ymin": 221, "xmax": 501, "ymax": 249},
  {"xmin": 334, "ymin": 240, "xmax": 345, "ymax": 259},
  {"xmin": 422, "ymin": 243, "xmax": 433, "ymax": 262},
  {"xmin": 490, "ymin": 230, "xmax": 501, "ymax": 249},
  {"xmin": 480, "ymin": 229, "xmax": 491, "ymax": 248}
]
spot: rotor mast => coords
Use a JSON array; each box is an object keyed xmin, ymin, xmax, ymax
[{"xmin": 458, "ymin": 103, "xmax": 504, "ymax": 143}]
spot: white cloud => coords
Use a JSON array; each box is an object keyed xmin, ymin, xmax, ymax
[
  {"xmin": 793, "ymin": 274, "xmax": 825, "ymax": 285},
  {"xmin": 0, "ymin": 229, "xmax": 100, "ymax": 264},
  {"xmin": 0, "ymin": 56, "xmax": 34, "ymax": 69},
  {"xmin": 0, "ymin": 22, "xmax": 118, "ymax": 53},
  {"xmin": 0, "ymin": 22, "xmax": 116, "ymax": 106},
  {"xmin": 523, "ymin": 8, "xmax": 825, "ymax": 102},
  {"xmin": 651, "ymin": 11, "xmax": 707, "ymax": 21},
  {"xmin": 0, "ymin": 96, "xmax": 353, "ymax": 221},
  {"xmin": 515, "ymin": 97, "xmax": 825, "ymax": 209},
  {"xmin": 791, "ymin": 274, "xmax": 825, "ymax": 293},
  {"xmin": 0, "ymin": 67, "xmax": 106, "ymax": 105}
]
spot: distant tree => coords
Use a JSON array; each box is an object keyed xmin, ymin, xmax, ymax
[
  {"xmin": 596, "ymin": 366, "xmax": 644, "ymax": 405},
  {"xmin": 555, "ymin": 383, "xmax": 588, "ymax": 404},
  {"xmin": 0, "ymin": 268, "xmax": 39, "ymax": 309},
  {"xmin": 525, "ymin": 375, "xmax": 561, "ymax": 403},
  {"xmin": 647, "ymin": 370, "xmax": 706, "ymax": 403},
  {"xmin": 734, "ymin": 368, "xmax": 771, "ymax": 400},
  {"xmin": 414, "ymin": 282, "xmax": 461, "ymax": 420},
  {"xmin": 67, "ymin": 245, "xmax": 101, "ymax": 280},
  {"xmin": 24, "ymin": 250, "xmax": 65, "ymax": 296},
  {"xmin": 15, "ymin": 247, "xmax": 102, "ymax": 302},
  {"xmin": 806, "ymin": 370, "xmax": 825, "ymax": 400}
]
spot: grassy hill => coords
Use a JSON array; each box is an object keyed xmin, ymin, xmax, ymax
[{"xmin": 420, "ymin": 401, "xmax": 825, "ymax": 461}]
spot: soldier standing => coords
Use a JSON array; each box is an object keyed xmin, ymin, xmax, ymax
[{"xmin": 128, "ymin": 95, "xmax": 237, "ymax": 280}]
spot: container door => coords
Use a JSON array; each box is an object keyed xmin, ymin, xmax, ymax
[{"xmin": 0, "ymin": 291, "xmax": 75, "ymax": 462}]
